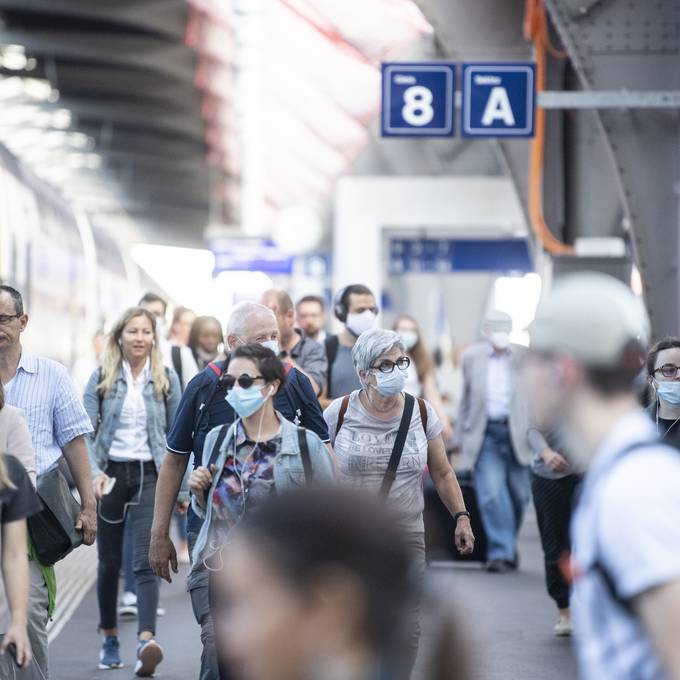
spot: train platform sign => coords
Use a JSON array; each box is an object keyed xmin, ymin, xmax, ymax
[
  {"xmin": 381, "ymin": 63, "xmax": 456, "ymax": 137},
  {"xmin": 461, "ymin": 63, "xmax": 536, "ymax": 138}
]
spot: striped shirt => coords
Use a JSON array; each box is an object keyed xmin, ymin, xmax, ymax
[{"xmin": 3, "ymin": 350, "xmax": 93, "ymax": 476}]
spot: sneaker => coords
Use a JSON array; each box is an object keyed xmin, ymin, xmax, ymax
[
  {"xmin": 134, "ymin": 639, "xmax": 163, "ymax": 677},
  {"xmin": 554, "ymin": 615, "xmax": 573, "ymax": 637},
  {"xmin": 486, "ymin": 559, "xmax": 511, "ymax": 574},
  {"xmin": 156, "ymin": 604, "xmax": 166, "ymax": 617},
  {"xmin": 118, "ymin": 591, "xmax": 138, "ymax": 619},
  {"xmin": 99, "ymin": 635, "xmax": 123, "ymax": 670}
]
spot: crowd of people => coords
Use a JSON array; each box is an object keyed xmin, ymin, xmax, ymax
[{"xmin": 0, "ymin": 271, "xmax": 679, "ymax": 680}]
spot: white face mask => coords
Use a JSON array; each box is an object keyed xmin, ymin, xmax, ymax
[
  {"xmin": 490, "ymin": 331, "xmax": 510, "ymax": 351},
  {"xmin": 260, "ymin": 340, "xmax": 280, "ymax": 356},
  {"xmin": 399, "ymin": 330, "xmax": 418, "ymax": 351},
  {"xmin": 346, "ymin": 310, "xmax": 376, "ymax": 337}
]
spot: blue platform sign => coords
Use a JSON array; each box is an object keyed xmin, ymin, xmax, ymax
[
  {"xmin": 381, "ymin": 63, "xmax": 455, "ymax": 137},
  {"xmin": 461, "ymin": 63, "xmax": 536, "ymax": 138},
  {"xmin": 208, "ymin": 238, "xmax": 294, "ymax": 276},
  {"xmin": 388, "ymin": 238, "xmax": 532, "ymax": 275}
]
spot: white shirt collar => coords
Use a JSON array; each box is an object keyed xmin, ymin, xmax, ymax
[{"xmin": 123, "ymin": 358, "xmax": 151, "ymax": 384}]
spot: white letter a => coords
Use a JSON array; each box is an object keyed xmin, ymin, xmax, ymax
[{"xmin": 481, "ymin": 87, "xmax": 515, "ymax": 126}]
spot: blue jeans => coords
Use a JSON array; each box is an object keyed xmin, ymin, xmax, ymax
[{"xmin": 474, "ymin": 421, "xmax": 530, "ymax": 562}]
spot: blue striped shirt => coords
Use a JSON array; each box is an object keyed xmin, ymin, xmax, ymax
[{"xmin": 3, "ymin": 351, "xmax": 93, "ymax": 476}]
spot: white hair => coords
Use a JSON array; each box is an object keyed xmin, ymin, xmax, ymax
[
  {"xmin": 352, "ymin": 329, "xmax": 405, "ymax": 373},
  {"xmin": 483, "ymin": 309, "xmax": 512, "ymax": 334},
  {"xmin": 226, "ymin": 302, "xmax": 276, "ymax": 338}
]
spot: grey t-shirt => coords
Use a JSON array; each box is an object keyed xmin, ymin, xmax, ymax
[
  {"xmin": 324, "ymin": 391, "xmax": 443, "ymax": 532},
  {"xmin": 328, "ymin": 342, "xmax": 362, "ymax": 399}
]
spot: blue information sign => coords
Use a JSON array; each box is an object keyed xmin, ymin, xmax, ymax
[
  {"xmin": 381, "ymin": 63, "xmax": 455, "ymax": 137},
  {"xmin": 388, "ymin": 238, "xmax": 532, "ymax": 275},
  {"xmin": 461, "ymin": 63, "xmax": 536, "ymax": 138},
  {"xmin": 208, "ymin": 238, "xmax": 294, "ymax": 275}
]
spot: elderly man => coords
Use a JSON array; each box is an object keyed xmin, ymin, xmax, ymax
[
  {"xmin": 456, "ymin": 310, "xmax": 532, "ymax": 573},
  {"xmin": 260, "ymin": 289, "xmax": 327, "ymax": 396},
  {"xmin": 149, "ymin": 301, "xmax": 330, "ymax": 680},
  {"xmin": 0, "ymin": 285, "xmax": 96, "ymax": 680}
]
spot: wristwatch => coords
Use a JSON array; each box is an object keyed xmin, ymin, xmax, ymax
[{"xmin": 453, "ymin": 511, "xmax": 471, "ymax": 524}]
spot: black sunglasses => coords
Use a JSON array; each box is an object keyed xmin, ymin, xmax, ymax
[{"xmin": 222, "ymin": 374, "xmax": 266, "ymax": 390}]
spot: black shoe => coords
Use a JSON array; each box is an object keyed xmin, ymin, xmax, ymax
[
  {"xmin": 505, "ymin": 553, "xmax": 519, "ymax": 571},
  {"xmin": 486, "ymin": 559, "xmax": 511, "ymax": 573}
]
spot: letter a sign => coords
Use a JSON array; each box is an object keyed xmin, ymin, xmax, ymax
[{"xmin": 462, "ymin": 64, "xmax": 535, "ymax": 138}]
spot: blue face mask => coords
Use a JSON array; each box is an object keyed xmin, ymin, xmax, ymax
[
  {"xmin": 226, "ymin": 385, "xmax": 270, "ymax": 418},
  {"xmin": 656, "ymin": 381, "xmax": 680, "ymax": 407},
  {"xmin": 372, "ymin": 366, "xmax": 408, "ymax": 397}
]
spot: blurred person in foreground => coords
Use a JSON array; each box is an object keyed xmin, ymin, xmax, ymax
[
  {"xmin": 296, "ymin": 295, "xmax": 327, "ymax": 343},
  {"xmin": 456, "ymin": 310, "xmax": 533, "ymax": 573},
  {"xmin": 393, "ymin": 315, "xmax": 454, "ymax": 442},
  {"xmin": 646, "ymin": 338, "xmax": 680, "ymax": 449},
  {"xmin": 213, "ymin": 487, "xmax": 422, "ymax": 680},
  {"xmin": 261, "ymin": 289, "xmax": 327, "ymax": 396},
  {"xmin": 524, "ymin": 272, "xmax": 680, "ymax": 680},
  {"xmin": 324, "ymin": 328, "xmax": 474, "ymax": 673}
]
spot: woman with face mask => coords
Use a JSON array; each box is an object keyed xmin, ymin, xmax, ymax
[
  {"xmin": 188, "ymin": 344, "xmax": 335, "ymax": 678},
  {"xmin": 83, "ymin": 307, "xmax": 181, "ymax": 676},
  {"xmin": 323, "ymin": 328, "xmax": 475, "ymax": 675},
  {"xmin": 393, "ymin": 315, "xmax": 455, "ymax": 442},
  {"xmin": 647, "ymin": 338, "xmax": 680, "ymax": 448}
]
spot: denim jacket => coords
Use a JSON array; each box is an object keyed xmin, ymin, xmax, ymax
[
  {"xmin": 83, "ymin": 365, "xmax": 181, "ymax": 476},
  {"xmin": 191, "ymin": 414, "xmax": 335, "ymax": 564}
]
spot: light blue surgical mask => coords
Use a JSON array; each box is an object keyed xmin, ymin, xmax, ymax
[
  {"xmin": 655, "ymin": 381, "xmax": 680, "ymax": 407},
  {"xmin": 372, "ymin": 366, "xmax": 408, "ymax": 396},
  {"xmin": 260, "ymin": 340, "xmax": 280, "ymax": 355},
  {"xmin": 226, "ymin": 385, "xmax": 270, "ymax": 418}
]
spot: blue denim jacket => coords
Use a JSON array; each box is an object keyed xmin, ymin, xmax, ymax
[
  {"xmin": 83, "ymin": 365, "xmax": 181, "ymax": 476},
  {"xmin": 191, "ymin": 414, "xmax": 335, "ymax": 564}
]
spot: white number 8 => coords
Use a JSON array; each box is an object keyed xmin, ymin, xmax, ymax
[{"xmin": 402, "ymin": 85, "xmax": 434, "ymax": 126}]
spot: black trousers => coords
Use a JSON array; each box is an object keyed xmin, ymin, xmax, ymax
[{"xmin": 531, "ymin": 473, "xmax": 581, "ymax": 610}]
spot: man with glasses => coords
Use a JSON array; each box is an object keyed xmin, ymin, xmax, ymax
[
  {"xmin": 0, "ymin": 284, "xmax": 96, "ymax": 679},
  {"xmin": 456, "ymin": 310, "xmax": 533, "ymax": 573},
  {"xmin": 324, "ymin": 328, "xmax": 474, "ymax": 675},
  {"xmin": 149, "ymin": 301, "xmax": 329, "ymax": 680},
  {"xmin": 645, "ymin": 338, "xmax": 680, "ymax": 449}
]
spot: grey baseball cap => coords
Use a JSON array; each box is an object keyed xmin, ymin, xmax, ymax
[{"xmin": 529, "ymin": 272, "xmax": 649, "ymax": 367}]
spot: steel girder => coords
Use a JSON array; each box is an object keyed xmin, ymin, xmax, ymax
[{"xmin": 544, "ymin": 0, "xmax": 680, "ymax": 337}]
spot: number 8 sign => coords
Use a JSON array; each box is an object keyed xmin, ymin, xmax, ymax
[{"xmin": 381, "ymin": 64, "xmax": 455, "ymax": 137}]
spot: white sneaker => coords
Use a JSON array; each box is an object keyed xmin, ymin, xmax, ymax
[
  {"xmin": 554, "ymin": 615, "xmax": 573, "ymax": 637},
  {"xmin": 118, "ymin": 591, "xmax": 138, "ymax": 618},
  {"xmin": 156, "ymin": 605, "xmax": 166, "ymax": 617}
]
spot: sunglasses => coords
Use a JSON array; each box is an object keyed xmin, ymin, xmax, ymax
[
  {"xmin": 654, "ymin": 364, "xmax": 680, "ymax": 379},
  {"xmin": 222, "ymin": 374, "xmax": 266, "ymax": 390}
]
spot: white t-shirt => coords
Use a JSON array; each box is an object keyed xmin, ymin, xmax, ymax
[
  {"xmin": 108, "ymin": 361, "xmax": 153, "ymax": 462},
  {"xmin": 324, "ymin": 390, "xmax": 442, "ymax": 533},
  {"xmin": 571, "ymin": 411, "xmax": 680, "ymax": 680}
]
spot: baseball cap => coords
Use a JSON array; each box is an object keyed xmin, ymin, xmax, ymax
[{"xmin": 529, "ymin": 272, "xmax": 649, "ymax": 367}]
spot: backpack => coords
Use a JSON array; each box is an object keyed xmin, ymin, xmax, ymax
[
  {"xmin": 324, "ymin": 335, "xmax": 340, "ymax": 397},
  {"xmin": 334, "ymin": 393, "xmax": 428, "ymax": 436}
]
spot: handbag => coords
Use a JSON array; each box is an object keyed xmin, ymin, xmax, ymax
[{"xmin": 27, "ymin": 466, "xmax": 83, "ymax": 566}]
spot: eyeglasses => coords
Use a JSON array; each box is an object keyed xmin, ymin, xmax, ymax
[
  {"xmin": 222, "ymin": 373, "xmax": 266, "ymax": 390},
  {"xmin": 371, "ymin": 356, "xmax": 411, "ymax": 373},
  {"xmin": 654, "ymin": 364, "xmax": 680, "ymax": 379},
  {"xmin": 0, "ymin": 314, "xmax": 20, "ymax": 325}
]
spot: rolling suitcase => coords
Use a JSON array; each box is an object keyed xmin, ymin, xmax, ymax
[{"xmin": 424, "ymin": 469, "xmax": 487, "ymax": 563}]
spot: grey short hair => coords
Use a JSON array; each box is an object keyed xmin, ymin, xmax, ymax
[
  {"xmin": 483, "ymin": 309, "xmax": 512, "ymax": 334},
  {"xmin": 352, "ymin": 329, "xmax": 405, "ymax": 373},
  {"xmin": 226, "ymin": 302, "xmax": 276, "ymax": 338}
]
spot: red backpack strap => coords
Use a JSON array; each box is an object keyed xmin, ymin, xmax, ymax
[
  {"xmin": 336, "ymin": 395, "xmax": 350, "ymax": 434},
  {"xmin": 207, "ymin": 361, "xmax": 222, "ymax": 377},
  {"xmin": 417, "ymin": 397, "xmax": 428, "ymax": 435}
]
